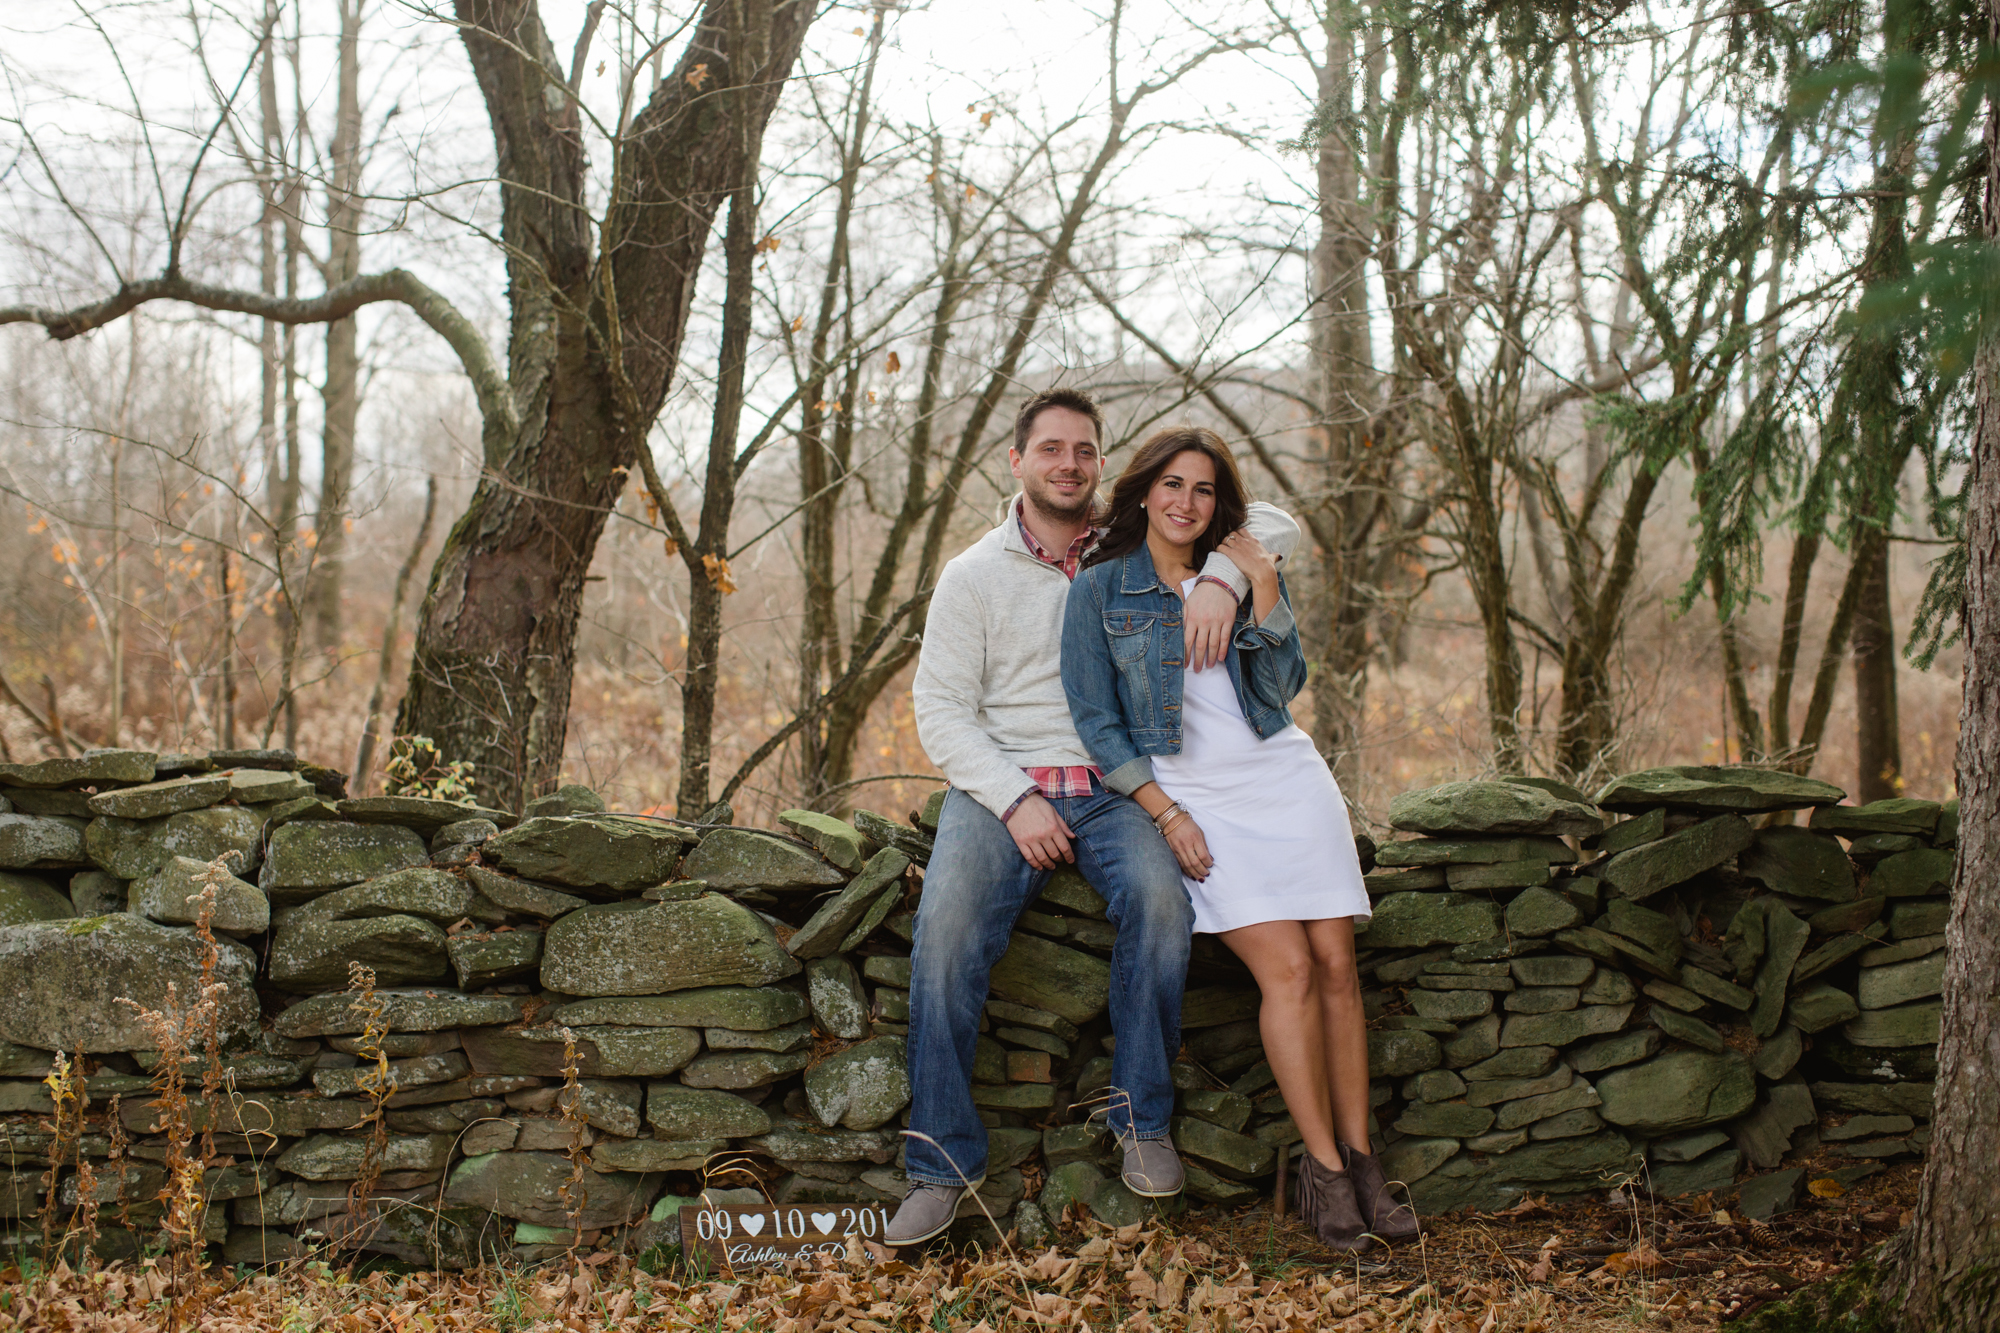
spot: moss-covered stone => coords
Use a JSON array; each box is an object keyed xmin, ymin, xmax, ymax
[
  {"xmin": 443, "ymin": 1151, "xmax": 661, "ymax": 1228},
  {"xmin": 130, "ymin": 856, "xmax": 267, "ymax": 933},
  {"xmin": 541, "ymin": 895, "xmax": 800, "ymax": 996},
  {"xmin": 988, "ymin": 931, "xmax": 1112, "ymax": 1025},
  {"xmin": 1741, "ymin": 827, "xmax": 1858, "ymax": 902},
  {"xmin": 0, "ymin": 914, "xmax": 259, "ymax": 1051},
  {"xmin": 275, "ymin": 987, "xmax": 527, "ymax": 1037},
  {"xmin": 787, "ymin": 849, "xmax": 909, "ymax": 959},
  {"xmin": 804, "ymin": 1035, "xmax": 909, "ymax": 1130},
  {"xmin": 85, "ymin": 774, "xmax": 231, "ymax": 820},
  {"xmin": 1388, "ymin": 782, "xmax": 1601, "ymax": 838},
  {"xmin": 1598, "ymin": 814, "xmax": 1753, "ymax": 902},
  {"xmin": 552, "ymin": 986, "xmax": 807, "ymax": 1031},
  {"xmin": 0, "ymin": 751, "xmax": 155, "ymax": 789},
  {"xmin": 1593, "ymin": 766, "xmax": 1843, "ymax": 813},
  {"xmin": 258, "ymin": 822, "xmax": 427, "ymax": 902},
  {"xmin": 0, "ymin": 872, "xmax": 77, "ymax": 925},
  {"xmin": 1595, "ymin": 1049, "xmax": 1756, "ymax": 1134},
  {"xmin": 446, "ymin": 929, "xmax": 544, "ymax": 989},
  {"xmin": 678, "ymin": 827, "xmax": 846, "ymax": 892},
  {"xmin": 483, "ymin": 815, "xmax": 695, "ymax": 893},
  {"xmin": 270, "ymin": 913, "xmax": 450, "ymax": 989},
  {"xmin": 0, "ymin": 815, "xmax": 89, "ymax": 870},
  {"xmin": 1362, "ymin": 892, "xmax": 1506, "ymax": 949}
]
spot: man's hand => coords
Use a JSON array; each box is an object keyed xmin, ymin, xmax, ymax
[
  {"xmin": 1006, "ymin": 793, "xmax": 1076, "ymax": 870},
  {"xmin": 1184, "ymin": 580, "xmax": 1238, "ymax": 671}
]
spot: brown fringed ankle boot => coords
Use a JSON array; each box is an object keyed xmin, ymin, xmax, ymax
[
  {"xmin": 1294, "ymin": 1152, "xmax": 1373, "ymax": 1254},
  {"xmin": 1340, "ymin": 1142, "xmax": 1421, "ymax": 1245}
]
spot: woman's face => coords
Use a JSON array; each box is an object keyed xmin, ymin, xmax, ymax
[{"xmin": 1145, "ymin": 449, "xmax": 1218, "ymax": 552}]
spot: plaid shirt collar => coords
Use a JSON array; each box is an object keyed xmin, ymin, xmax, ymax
[{"xmin": 1015, "ymin": 498, "xmax": 1100, "ymax": 580}]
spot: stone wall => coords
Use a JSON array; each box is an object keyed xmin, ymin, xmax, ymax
[{"xmin": 0, "ymin": 750, "xmax": 1952, "ymax": 1266}]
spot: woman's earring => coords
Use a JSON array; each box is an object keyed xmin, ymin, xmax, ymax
[{"xmin": 1140, "ymin": 502, "xmax": 1146, "ymax": 509}]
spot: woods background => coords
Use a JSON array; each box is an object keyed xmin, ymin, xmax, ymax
[{"xmin": 0, "ymin": 0, "xmax": 1980, "ymax": 826}]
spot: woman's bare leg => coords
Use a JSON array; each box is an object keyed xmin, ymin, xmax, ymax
[
  {"xmin": 1217, "ymin": 920, "xmax": 1343, "ymax": 1171},
  {"xmin": 1304, "ymin": 916, "xmax": 1373, "ymax": 1149}
]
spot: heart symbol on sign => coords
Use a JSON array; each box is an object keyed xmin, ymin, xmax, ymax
[
  {"xmin": 739, "ymin": 1213, "xmax": 766, "ymax": 1237},
  {"xmin": 810, "ymin": 1211, "xmax": 838, "ymax": 1234}
]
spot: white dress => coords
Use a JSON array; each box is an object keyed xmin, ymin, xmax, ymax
[{"xmin": 1151, "ymin": 579, "xmax": 1372, "ymax": 935}]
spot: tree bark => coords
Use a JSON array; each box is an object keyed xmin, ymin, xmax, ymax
[
  {"xmin": 392, "ymin": 0, "xmax": 811, "ymax": 811},
  {"xmin": 1876, "ymin": 1, "xmax": 2000, "ymax": 1317},
  {"xmin": 1852, "ymin": 523, "xmax": 1904, "ymax": 798},
  {"xmin": 1303, "ymin": 1, "xmax": 1384, "ymax": 780},
  {"xmin": 312, "ymin": 0, "xmax": 365, "ymax": 652}
]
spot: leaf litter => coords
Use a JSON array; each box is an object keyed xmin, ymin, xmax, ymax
[{"xmin": 0, "ymin": 1159, "xmax": 1923, "ymax": 1332}]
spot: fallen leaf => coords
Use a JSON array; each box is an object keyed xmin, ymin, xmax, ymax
[{"xmin": 1809, "ymin": 1178, "xmax": 1847, "ymax": 1198}]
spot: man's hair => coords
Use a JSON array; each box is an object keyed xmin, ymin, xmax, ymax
[{"xmin": 1013, "ymin": 387, "xmax": 1104, "ymax": 453}]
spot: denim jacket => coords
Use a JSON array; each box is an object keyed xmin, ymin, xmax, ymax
[{"xmin": 1060, "ymin": 542, "xmax": 1309, "ymax": 797}]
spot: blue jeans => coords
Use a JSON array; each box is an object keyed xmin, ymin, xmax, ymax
[{"xmin": 903, "ymin": 780, "xmax": 1193, "ymax": 1186}]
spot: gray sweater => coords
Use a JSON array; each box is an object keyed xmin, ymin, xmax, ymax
[{"xmin": 912, "ymin": 500, "xmax": 1302, "ymax": 819}]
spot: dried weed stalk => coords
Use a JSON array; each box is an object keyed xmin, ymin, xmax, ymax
[
  {"xmin": 116, "ymin": 870, "xmax": 229, "ymax": 1328},
  {"xmin": 557, "ymin": 1027, "xmax": 590, "ymax": 1257},
  {"xmin": 343, "ymin": 961, "xmax": 393, "ymax": 1240},
  {"xmin": 37, "ymin": 1049, "xmax": 87, "ymax": 1263}
]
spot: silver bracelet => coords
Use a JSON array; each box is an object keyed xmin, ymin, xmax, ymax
[{"xmin": 1152, "ymin": 801, "xmax": 1186, "ymax": 832}]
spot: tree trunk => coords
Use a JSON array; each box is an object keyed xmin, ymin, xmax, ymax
[
  {"xmin": 1852, "ymin": 524, "xmax": 1904, "ymax": 798},
  {"xmin": 395, "ymin": 0, "xmax": 812, "ymax": 812},
  {"xmin": 1876, "ymin": 4, "xmax": 2000, "ymax": 1315},
  {"xmin": 1303, "ymin": 2, "xmax": 1382, "ymax": 779},
  {"xmin": 312, "ymin": 0, "xmax": 365, "ymax": 652}
]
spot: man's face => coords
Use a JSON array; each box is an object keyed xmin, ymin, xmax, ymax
[{"xmin": 1010, "ymin": 406, "xmax": 1103, "ymax": 524}]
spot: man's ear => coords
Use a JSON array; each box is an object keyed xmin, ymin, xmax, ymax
[{"xmin": 1008, "ymin": 448, "xmax": 1024, "ymax": 479}]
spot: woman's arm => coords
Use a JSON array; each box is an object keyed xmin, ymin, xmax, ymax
[{"xmin": 1059, "ymin": 570, "xmax": 1153, "ymax": 796}]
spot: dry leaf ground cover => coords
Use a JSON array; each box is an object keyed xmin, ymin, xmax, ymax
[{"xmin": 0, "ymin": 1159, "xmax": 1915, "ymax": 1333}]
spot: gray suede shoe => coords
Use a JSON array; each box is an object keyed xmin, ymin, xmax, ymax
[
  {"xmin": 1120, "ymin": 1138, "xmax": 1184, "ymax": 1198},
  {"xmin": 884, "ymin": 1176, "xmax": 986, "ymax": 1247}
]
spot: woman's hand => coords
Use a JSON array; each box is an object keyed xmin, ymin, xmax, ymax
[
  {"xmin": 1217, "ymin": 529, "xmax": 1279, "ymax": 588},
  {"xmin": 1164, "ymin": 810, "xmax": 1214, "ymax": 881},
  {"xmin": 1216, "ymin": 529, "xmax": 1280, "ymax": 625}
]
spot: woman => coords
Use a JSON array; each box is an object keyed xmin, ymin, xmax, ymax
[{"xmin": 1060, "ymin": 426, "xmax": 1418, "ymax": 1253}]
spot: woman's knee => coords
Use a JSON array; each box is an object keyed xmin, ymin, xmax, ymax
[{"xmin": 1253, "ymin": 948, "xmax": 1320, "ymax": 1004}]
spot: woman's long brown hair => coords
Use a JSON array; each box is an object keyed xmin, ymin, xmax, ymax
[{"xmin": 1085, "ymin": 426, "xmax": 1251, "ymax": 572}]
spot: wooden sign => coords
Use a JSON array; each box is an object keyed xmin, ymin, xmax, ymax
[{"xmin": 678, "ymin": 1201, "xmax": 894, "ymax": 1268}]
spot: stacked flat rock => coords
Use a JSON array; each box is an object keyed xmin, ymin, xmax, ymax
[
  {"xmin": 0, "ymin": 754, "xmax": 1952, "ymax": 1263},
  {"xmin": 1352, "ymin": 769, "xmax": 1950, "ymax": 1219}
]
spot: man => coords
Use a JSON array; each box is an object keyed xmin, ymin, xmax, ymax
[{"xmin": 887, "ymin": 387, "xmax": 1300, "ymax": 1245}]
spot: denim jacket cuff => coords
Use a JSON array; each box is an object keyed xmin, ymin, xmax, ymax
[
  {"xmin": 1101, "ymin": 755, "xmax": 1156, "ymax": 797},
  {"xmin": 1236, "ymin": 592, "xmax": 1296, "ymax": 646}
]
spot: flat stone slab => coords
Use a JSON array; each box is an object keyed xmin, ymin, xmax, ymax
[
  {"xmin": 989, "ymin": 931, "xmax": 1113, "ymax": 1025},
  {"xmin": 1593, "ymin": 766, "xmax": 1844, "ymax": 813},
  {"xmin": 337, "ymin": 796, "xmax": 516, "ymax": 835},
  {"xmin": 0, "ymin": 751, "xmax": 155, "ymax": 789},
  {"xmin": 1500, "ymin": 1003, "xmax": 1632, "ymax": 1048},
  {"xmin": 0, "ymin": 915, "xmax": 259, "ymax": 1052},
  {"xmin": 444, "ymin": 1150, "xmax": 660, "ymax": 1228},
  {"xmin": 0, "ymin": 814, "xmax": 89, "ymax": 870},
  {"xmin": 1595, "ymin": 1049, "xmax": 1756, "ymax": 1134},
  {"xmin": 259, "ymin": 822, "xmax": 428, "ymax": 902},
  {"xmin": 777, "ymin": 810, "xmax": 869, "ymax": 871},
  {"xmin": 1388, "ymin": 782, "xmax": 1601, "ymax": 839},
  {"xmin": 1369, "ymin": 1029, "xmax": 1443, "ymax": 1078},
  {"xmin": 552, "ymin": 986, "xmax": 808, "ymax": 1031},
  {"xmin": 1597, "ymin": 814, "xmax": 1753, "ymax": 901},
  {"xmin": 1374, "ymin": 835, "xmax": 1576, "ymax": 867},
  {"xmin": 804, "ymin": 1034, "xmax": 910, "ymax": 1130},
  {"xmin": 806, "ymin": 955, "xmax": 869, "ymax": 1040},
  {"xmin": 274, "ymin": 987, "xmax": 527, "ymax": 1037},
  {"xmin": 787, "ymin": 848, "xmax": 909, "ymax": 959},
  {"xmin": 1362, "ymin": 892, "xmax": 1506, "ymax": 949},
  {"xmin": 1867, "ymin": 849, "xmax": 1954, "ymax": 898},
  {"xmin": 130, "ymin": 856, "xmax": 269, "ymax": 933},
  {"xmin": 86, "ymin": 806, "xmax": 263, "ymax": 880},
  {"xmin": 0, "ymin": 872, "xmax": 76, "ymax": 926},
  {"xmin": 747, "ymin": 1116, "xmax": 899, "ymax": 1164},
  {"xmin": 464, "ymin": 864, "xmax": 589, "ymax": 919},
  {"xmin": 270, "ymin": 913, "xmax": 450, "ymax": 989},
  {"xmin": 646, "ymin": 1084, "xmax": 773, "ymax": 1140},
  {"xmin": 680, "ymin": 1048, "xmax": 812, "ymax": 1089},
  {"xmin": 483, "ymin": 816, "xmax": 695, "ymax": 893},
  {"xmin": 1858, "ymin": 952, "xmax": 1946, "ymax": 1009},
  {"xmin": 1809, "ymin": 798, "xmax": 1941, "ymax": 837},
  {"xmin": 541, "ymin": 895, "xmax": 800, "ymax": 996},
  {"xmin": 1811, "ymin": 1082, "xmax": 1932, "ymax": 1117},
  {"xmin": 312, "ymin": 1051, "xmax": 470, "ymax": 1097},
  {"xmin": 1841, "ymin": 1000, "xmax": 1941, "ymax": 1048},
  {"xmin": 278, "ymin": 1132, "xmax": 452, "ymax": 1181},
  {"xmin": 85, "ymin": 774, "xmax": 231, "ymax": 820},
  {"xmin": 446, "ymin": 929, "xmax": 544, "ymax": 989},
  {"xmin": 1740, "ymin": 827, "xmax": 1857, "ymax": 902},
  {"xmin": 678, "ymin": 827, "xmax": 847, "ymax": 892}
]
